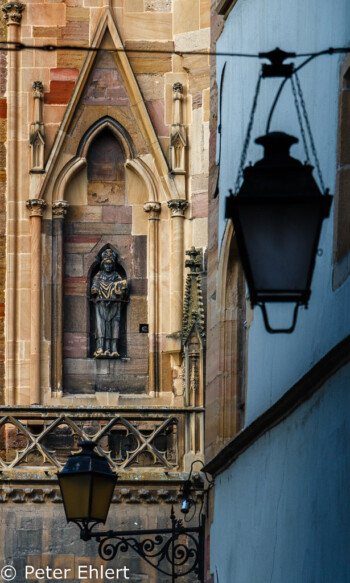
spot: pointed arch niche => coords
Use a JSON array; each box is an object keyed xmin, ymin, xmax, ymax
[
  {"xmin": 216, "ymin": 221, "xmax": 247, "ymax": 443},
  {"xmin": 51, "ymin": 117, "xmax": 159, "ymax": 398}
]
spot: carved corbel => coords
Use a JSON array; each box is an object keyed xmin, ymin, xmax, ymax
[
  {"xmin": 170, "ymin": 83, "xmax": 187, "ymax": 175},
  {"xmin": 30, "ymin": 81, "xmax": 45, "ymax": 173},
  {"xmin": 144, "ymin": 201, "xmax": 161, "ymax": 220},
  {"xmin": 2, "ymin": 2, "xmax": 25, "ymax": 25},
  {"xmin": 52, "ymin": 200, "xmax": 69, "ymax": 219}
]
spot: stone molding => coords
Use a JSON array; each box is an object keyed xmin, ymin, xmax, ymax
[
  {"xmin": 52, "ymin": 200, "xmax": 69, "ymax": 219},
  {"xmin": 2, "ymin": 2, "xmax": 25, "ymax": 25},
  {"xmin": 144, "ymin": 201, "xmax": 161, "ymax": 219},
  {"xmin": 26, "ymin": 198, "xmax": 47, "ymax": 217},
  {"xmin": 0, "ymin": 487, "xmax": 204, "ymax": 505},
  {"xmin": 167, "ymin": 199, "xmax": 188, "ymax": 217}
]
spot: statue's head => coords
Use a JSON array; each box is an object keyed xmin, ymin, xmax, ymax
[{"xmin": 101, "ymin": 248, "xmax": 117, "ymax": 272}]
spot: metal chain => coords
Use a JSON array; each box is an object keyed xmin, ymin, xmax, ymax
[
  {"xmin": 290, "ymin": 75, "xmax": 310, "ymax": 164},
  {"xmin": 234, "ymin": 72, "xmax": 262, "ymax": 193},
  {"xmin": 294, "ymin": 71, "xmax": 326, "ymax": 192}
]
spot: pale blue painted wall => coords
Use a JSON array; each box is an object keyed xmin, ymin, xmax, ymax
[
  {"xmin": 216, "ymin": 0, "xmax": 350, "ymax": 424},
  {"xmin": 210, "ymin": 362, "xmax": 350, "ymax": 583}
]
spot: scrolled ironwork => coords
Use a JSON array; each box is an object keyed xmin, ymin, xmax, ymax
[{"xmin": 90, "ymin": 510, "xmax": 204, "ymax": 583}]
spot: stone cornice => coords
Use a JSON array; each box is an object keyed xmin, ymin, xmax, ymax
[{"xmin": 0, "ymin": 486, "xmax": 204, "ymax": 505}]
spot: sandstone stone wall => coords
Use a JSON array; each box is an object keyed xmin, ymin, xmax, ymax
[
  {"xmin": 0, "ymin": 1, "xmax": 7, "ymax": 403},
  {"xmin": 1, "ymin": 0, "xmax": 210, "ymax": 404}
]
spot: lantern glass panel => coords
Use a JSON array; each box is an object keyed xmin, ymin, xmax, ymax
[
  {"xmin": 90, "ymin": 474, "xmax": 116, "ymax": 523},
  {"xmin": 235, "ymin": 198, "xmax": 324, "ymax": 301},
  {"xmin": 59, "ymin": 473, "xmax": 92, "ymax": 521}
]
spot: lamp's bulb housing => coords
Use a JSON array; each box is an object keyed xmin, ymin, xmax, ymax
[{"xmin": 181, "ymin": 498, "xmax": 191, "ymax": 514}]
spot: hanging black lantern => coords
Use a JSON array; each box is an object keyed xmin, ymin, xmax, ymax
[
  {"xmin": 226, "ymin": 131, "xmax": 332, "ymax": 332},
  {"xmin": 57, "ymin": 441, "xmax": 117, "ymax": 537}
]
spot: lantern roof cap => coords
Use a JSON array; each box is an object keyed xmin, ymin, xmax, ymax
[{"xmin": 255, "ymin": 131, "xmax": 299, "ymax": 162}]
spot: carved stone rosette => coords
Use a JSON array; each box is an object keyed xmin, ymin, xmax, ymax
[
  {"xmin": 144, "ymin": 201, "xmax": 161, "ymax": 219},
  {"xmin": 167, "ymin": 199, "xmax": 188, "ymax": 217},
  {"xmin": 52, "ymin": 200, "xmax": 69, "ymax": 219},
  {"xmin": 2, "ymin": 2, "xmax": 25, "ymax": 25},
  {"xmin": 26, "ymin": 198, "xmax": 47, "ymax": 217}
]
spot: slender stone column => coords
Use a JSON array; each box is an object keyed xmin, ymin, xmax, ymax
[
  {"xmin": 52, "ymin": 200, "xmax": 69, "ymax": 396},
  {"xmin": 144, "ymin": 201, "xmax": 161, "ymax": 395},
  {"xmin": 26, "ymin": 199, "xmax": 46, "ymax": 404},
  {"xmin": 167, "ymin": 199, "xmax": 188, "ymax": 339},
  {"xmin": 2, "ymin": 2, "xmax": 25, "ymax": 404}
]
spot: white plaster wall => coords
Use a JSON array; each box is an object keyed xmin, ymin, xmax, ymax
[
  {"xmin": 210, "ymin": 362, "xmax": 350, "ymax": 583},
  {"xmin": 216, "ymin": 0, "xmax": 350, "ymax": 424}
]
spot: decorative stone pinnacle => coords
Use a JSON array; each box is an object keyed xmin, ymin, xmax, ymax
[
  {"xmin": 32, "ymin": 81, "xmax": 44, "ymax": 98},
  {"xmin": 26, "ymin": 199, "xmax": 47, "ymax": 217},
  {"xmin": 173, "ymin": 82, "xmax": 183, "ymax": 94},
  {"xmin": 52, "ymin": 200, "xmax": 69, "ymax": 219},
  {"xmin": 167, "ymin": 199, "xmax": 188, "ymax": 217},
  {"xmin": 143, "ymin": 201, "xmax": 161, "ymax": 219},
  {"xmin": 2, "ymin": 2, "xmax": 25, "ymax": 25},
  {"xmin": 185, "ymin": 247, "xmax": 202, "ymax": 273}
]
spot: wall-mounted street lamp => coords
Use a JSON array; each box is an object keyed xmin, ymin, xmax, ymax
[
  {"xmin": 58, "ymin": 441, "xmax": 204, "ymax": 583},
  {"xmin": 225, "ymin": 49, "xmax": 333, "ymax": 333}
]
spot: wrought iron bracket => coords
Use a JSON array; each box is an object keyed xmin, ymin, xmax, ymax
[
  {"xmin": 75, "ymin": 508, "xmax": 204, "ymax": 583},
  {"xmin": 259, "ymin": 47, "xmax": 296, "ymax": 78}
]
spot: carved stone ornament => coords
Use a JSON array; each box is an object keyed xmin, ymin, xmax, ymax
[
  {"xmin": 167, "ymin": 199, "xmax": 188, "ymax": 217},
  {"xmin": 144, "ymin": 201, "xmax": 161, "ymax": 219},
  {"xmin": 91, "ymin": 247, "xmax": 128, "ymax": 358},
  {"xmin": 182, "ymin": 247, "xmax": 205, "ymax": 346},
  {"xmin": 26, "ymin": 199, "xmax": 47, "ymax": 217},
  {"xmin": 52, "ymin": 200, "xmax": 69, "ymax": 219},
  {"xmin": 173, "ymin": 82, "xmax": 183, "ymax": 94},
  {"xmin": 2, "ymin": 2, "xmax": 25, "ymax": 25},
  {"xmin": 170, "ymin": 82, "xmax": 187, "ymax": 174},
  {"xmin": 32, "ymin": 81, "xmax": 44, "ymax": 99}
]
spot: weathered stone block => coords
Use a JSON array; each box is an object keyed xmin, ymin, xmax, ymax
[
  {"xmin": 64, "ymin": 253, "xmax": 84, "ymax": 277},
  {"xmin": 63, "ymin": 296, "xmax": 88, "ymax": 332},
  {"xmin": 132, "ymin": 235, "xmax": 147, "ymax": 278},
  {"xmin": 63, "ymin": 332, "xmax": 88, "ymax": 358},
  {"xmin": 44, "ymin": 81, "xmax": 76, "ymax": 105},
  {"xmin": 102, "ymin": 206, "xmax": 132, "ymax": 224}
]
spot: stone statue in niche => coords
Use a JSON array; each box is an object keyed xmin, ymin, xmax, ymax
[{"xmin": 91, "ymin": 248, "xmax": 128, "ymax": 358}]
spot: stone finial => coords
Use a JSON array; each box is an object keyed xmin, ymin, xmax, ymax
[
  {"xmin": 143, "ymin": 201, "xmax": 161, "ymax": 219},
  {"xmin": 2, "ymin": 2, "xmax": 25, "ymax": 25},
  {"xmin": 32, "ymin": 81, "xmax": 44, "ymax": 99},
  {"xmin": 182, "ymin": 247, "xmax": 205, "ymax": 346},
  {"xmin": 173, "ymin": 82, "xmax": 183, "ymax": 94},
  {"xmin": 167, "ymin": 199, "xmax": 188, "ymax": 217},
  {"xmin": 52, "ymin": 200, "xmax": 69, "ymax": 219},
  {"xmin": 185, "ymin": 247, "xmax": 202, "ymax": 274},
  {"xmin": 26, "ymin": 199, "xmax": 47, "ymax": 217}
]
